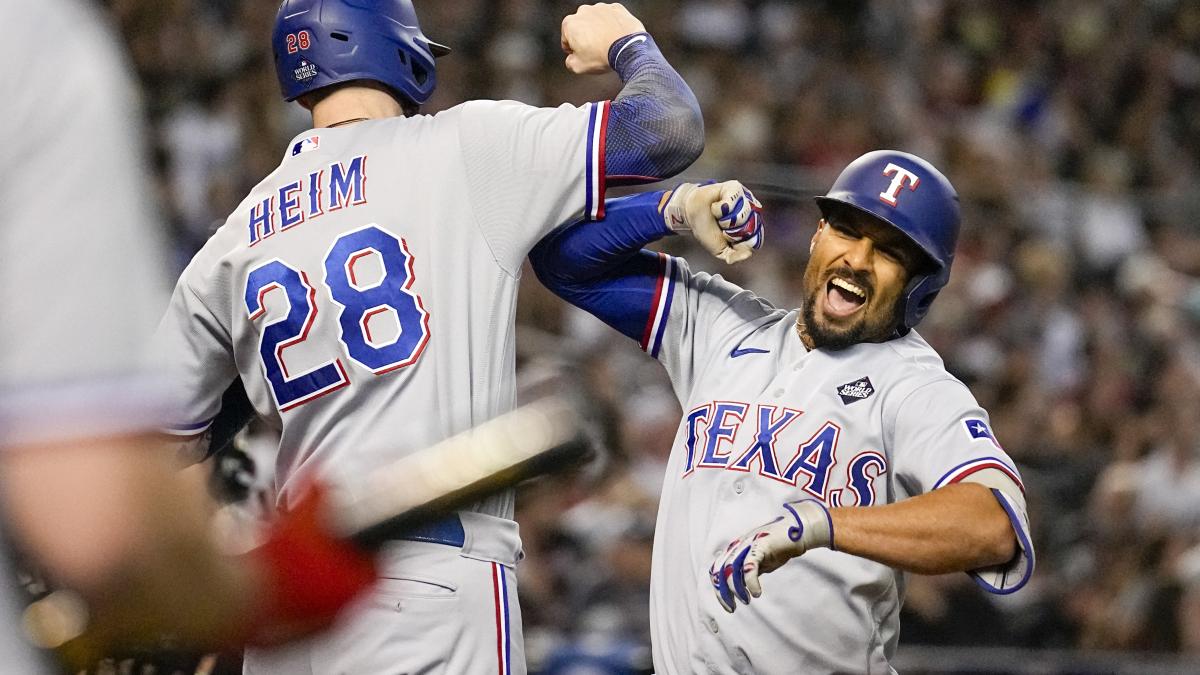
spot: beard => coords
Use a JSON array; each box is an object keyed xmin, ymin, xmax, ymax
[
  {"xmin": 800, "ymin": 278, "xmax": 902, "ymax": 350},
  {"xmin": 800, "ymin": 299, "xmax": 870, "ymax": 350}
]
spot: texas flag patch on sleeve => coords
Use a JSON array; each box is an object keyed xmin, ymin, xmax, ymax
[{"xmin": 963, "ymin": 418, "xmax": 1002, "ymax": 448}]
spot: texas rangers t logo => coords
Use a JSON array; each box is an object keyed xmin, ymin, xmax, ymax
[{"xmin": 879, "ymin": 163, "xmax": 920, "ymax": 206}]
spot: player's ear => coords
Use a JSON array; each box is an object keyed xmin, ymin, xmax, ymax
[{"xmin": 810, "ymin": 220, "xmax": 826, "ymax": 254}]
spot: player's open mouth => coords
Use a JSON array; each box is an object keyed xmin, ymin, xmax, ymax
[{"xmin": 824, "ymin": 276, "xmax": 867, "ymax": 318}]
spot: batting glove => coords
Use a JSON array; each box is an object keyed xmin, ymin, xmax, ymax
[
  {"xmin": 241, "ymin": 481, "xmax": 378, "ymax": 646},
  {"xmin": 713, "ymin": 182, "xmax": 765, "ymax": 252},
  {"xmin": 709, "ymin": 499, "xmax": 833, "ymax": 613},
  {"xmin": 661, "ymin": 181, "xmax": 765, "ymax": 264}
]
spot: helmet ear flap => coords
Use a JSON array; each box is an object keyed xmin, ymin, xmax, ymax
[
  {"xmin": 907, "ymin": 285, "xmax": 939, "ymax": 328},
  {"xmin": 898, "ymin": 271, "xmax": 947, "ymax": 331}
]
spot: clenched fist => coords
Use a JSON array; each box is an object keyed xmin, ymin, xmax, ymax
[
  {"xmin": 662, "ymin": 181, "xmax": 766, "ymax": 264},
  {"xmin": 561, "ymin": 3, "xmax": 647, "ymax": 74}
]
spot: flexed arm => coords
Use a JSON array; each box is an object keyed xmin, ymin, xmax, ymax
[
  {"xmin": 460, "ymin": 4, "xmax": 709, "ymax": 267},
  {"xmin": 531, "ymin": 182, "xmax": 764, "ymax": 343},
  {"xmin": 561, "ymin": 4, "xmax": 705, "ymax": 186}
]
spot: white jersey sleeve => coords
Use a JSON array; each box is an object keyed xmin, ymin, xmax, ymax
[
  {"xmin": 0, "ymin": 0, "xmax": 169, "ymax": 446},
  {"xmin": 886, "ymin": 377, "xmax": 1034, "ymax": 593},
  {"xmin": 642, "ymin": 256, "xmax": 781, "ymax": 402},
  {"xmin": 457, "ymin": 99, "xmax": 608, "ymax": 274},
  {"xmin": 153, "ymin": 249, "xmax": 239, "ymax": 443}
]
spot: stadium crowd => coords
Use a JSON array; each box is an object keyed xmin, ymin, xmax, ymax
[{"xmin": 102, "ymin": 0, "xmax": 1200, "ymax": 670}]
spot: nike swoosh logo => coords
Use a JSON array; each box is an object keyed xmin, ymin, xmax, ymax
[
  {"xmin": 613, "ymin": 34, "xmax": 648, "ymax": 62},
  {"xmin": 730, "ymin": 347, "xmax": 771, "ymax": 358}
]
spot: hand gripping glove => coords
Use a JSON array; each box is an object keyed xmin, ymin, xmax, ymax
[
  {"xmin": 239, "ymin": 482, "xmax": 377, "ymax": 646},
  {"xmin": 662, "ymin": 181, "xmax": 765, "ymax": 264},
  {"xmin": 709, "ymin": 499, "xmax": 833, "ymax": 613}
]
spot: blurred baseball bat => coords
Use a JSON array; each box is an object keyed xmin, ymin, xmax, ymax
[
  {"xmin": 328, "ymin": 396, "xmax": 592, "ymax": 549},
  {"xmin": 25, "ymin": 397, "xmax": 591, "ymax": 668}
]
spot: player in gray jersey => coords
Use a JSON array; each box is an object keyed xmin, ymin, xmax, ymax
[
  {"xmin": 154, "ymin": 1, "xmax": 704, "ymax": 673},
  {"xmin": 531, "ymin": 152, "xmax": 1033, "ymax": 674}
]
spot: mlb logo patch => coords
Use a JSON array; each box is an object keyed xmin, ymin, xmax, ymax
[
  {"xmin": 837, "ymin": 377, "xmax": 874, "ymax": 404},
  {"xmin": 292, "ymin": 136, "xmax": 320, "ymax": 156},
  {"xmin": 964, "ymin": 418, "xmax": 1001, "ymax": 447}
]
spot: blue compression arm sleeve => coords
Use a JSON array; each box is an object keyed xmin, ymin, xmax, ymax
[
  {"xmin": 605, "ymin": 34, "xmax": 704, "ymax": 185},
  {"xmin": 531, "ymin": 190, "xmax": 677, "ymax": 345}
]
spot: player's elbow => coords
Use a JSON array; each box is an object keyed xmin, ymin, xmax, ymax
[
  {"xmin": 672, "ymin": 129, "xmax": 706, "ymax": 178},
  {"xmin": 609, "ymin": 90, "xmax": 705, "ymax": 180},
  {"xmin": 977, "ymin": 499, "xmax": 1019, "ymax": 568},
  {"xmin": 656, "ymin": 105, "xmax": 705, "ymax": 178},
  {"xmin": 529, "ymin": 237, "xmax": 581, "ymax": 295},
  {"xmin": 675, "ymin": 98, "xmax": 706, "ymax": 162},
  {"xmin": 529, "ymin": 256, "xmax": 563, "ymax": 292}
]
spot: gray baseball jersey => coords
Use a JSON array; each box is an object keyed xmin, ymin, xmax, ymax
[
  {"xmin": 155, "ymin": 100, "xmax": 607, "ymax": 515},
  {"xmin": 1, "ymin": 0, "xmax": 169, "ymax": 669},
  {"xmin": 642, "ymin": 261, "xmax": 1033, "ymax": 674},
  {"xmin": 156, "ymin": 101, "xmax": 606, "ymax": 674}
]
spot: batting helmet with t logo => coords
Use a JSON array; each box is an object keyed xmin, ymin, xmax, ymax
[{"xmin": 814, "ymin": 150, "xmax": 960, "ymax": 332}]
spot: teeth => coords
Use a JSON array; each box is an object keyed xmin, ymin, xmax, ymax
[{"xmin": 831, "ymin": 277, "xmax": 866, "ymax": 299}]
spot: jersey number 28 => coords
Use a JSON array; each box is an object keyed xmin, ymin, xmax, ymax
[{"xmin": 243, "ymin": 225, "xmax": 430, "ymax": 411}]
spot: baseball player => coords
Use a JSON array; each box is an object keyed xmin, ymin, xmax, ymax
[
  {"xmin": 0, "ymin": 0, "xmax": 382, "ymax": 668},
  {"xmin": 530, "ymin": 151, "xmax": 1034, "ymax": 673},
  {"xmin": 153, "ymin": 1, "xmax": 704, "ymax": 673}
]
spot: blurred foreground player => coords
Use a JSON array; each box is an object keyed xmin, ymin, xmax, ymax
[
  {"xmin": 531, "ymin": 154, "xmax": 1033, "ymax": 673},
  {"xmin": 0, "ymin": 0, "xmax": 377, "ymax": 669},
  {"xmin": 154, "ymin": 1, "xmax": 704, "ymax": 673}
]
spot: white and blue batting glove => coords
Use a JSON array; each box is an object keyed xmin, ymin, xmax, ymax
[
  {"xmin": 661, "ymin": 181, "xmax": 766, "ymax": 264},
  {"xmin": 713, "ymin": 182, "xmax": 764, "ymax": 252},
  {"xmin": 709, "ymin": 499, "xmax": 833, "ymax": 613}
]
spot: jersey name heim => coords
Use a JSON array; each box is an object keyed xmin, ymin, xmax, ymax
[{"xmin": 247, "ymin": 154, "xmax": 368, "ymax": 245}]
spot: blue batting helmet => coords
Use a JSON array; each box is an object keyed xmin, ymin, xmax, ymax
[
  {"xmin": 814, "ymin": 150, "xmax": 960, "ymax": 332},
  {"xmin": 272, "ymin": 0, "xmax": 450, "ymax": 105}
]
